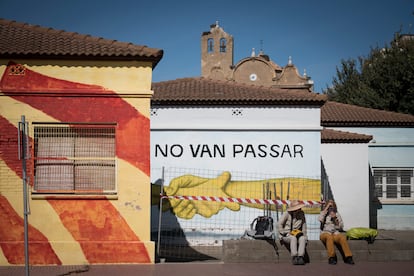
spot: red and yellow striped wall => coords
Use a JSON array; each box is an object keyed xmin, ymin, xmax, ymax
[{"xmin": 0, "ymin": 60, "xmax": 155, "ymax": 264}]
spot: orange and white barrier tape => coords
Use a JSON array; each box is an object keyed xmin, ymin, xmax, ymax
[{"xmin": 161, "ymin": 195, "xmax": 322, "ymax": 206}]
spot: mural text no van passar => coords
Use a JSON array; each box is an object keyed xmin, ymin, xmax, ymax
[{"xmin": 155, "ymin": 143, "xmax": 304, "ymax": 158}]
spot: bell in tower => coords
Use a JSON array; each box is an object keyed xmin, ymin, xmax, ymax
[{"xmin": 201, "ymin": 22, "xmax": 234, "ymax": 80}]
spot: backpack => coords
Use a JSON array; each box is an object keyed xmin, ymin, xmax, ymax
[
  {"xmin": 245, "ymin": 216, "xmax": 274, "ymax": 240},
  {"xmin": 346, "ymin": 227, "xmax": 378, "ymax": 244},
  {"xmin": 255, "ymin": 216, "xmax": 272, "ymax": 235}
]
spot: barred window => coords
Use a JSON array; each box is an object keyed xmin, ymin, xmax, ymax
[
  {"xmin": 375, "ymin": 185, "xmax": 383, "ymax": 198},
  {"xmin": 374, "ymin": 170, "xmax": 383, "ymax": 198},
  {"xmin": 373, "ymin": 168, "xmax": 413, "ymax": 203},
  {"xmin": 33, "ymin": 123, "xmax": 116, "ymax": 194}
]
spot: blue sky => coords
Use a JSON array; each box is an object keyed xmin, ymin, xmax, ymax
[{"xmin": 0, "ymin": 0, "xmax": 413, "ymax": 92}]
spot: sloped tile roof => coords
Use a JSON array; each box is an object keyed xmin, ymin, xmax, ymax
[
  {"xmin": 321, "ymin": 101, "xmax": 414, "ymax": 127},
  {"xmin": 0, "ymin": 18, "xmax": 163, "ymax": 67},
  {"xmin": 321, "ymin": 128, "xmax": 373, "ymax": 143},
  {"xmin": 152, "ymin": 77, "xmax": 327, "ymax": 106}
]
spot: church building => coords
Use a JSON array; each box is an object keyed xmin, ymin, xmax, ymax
[{"xmin": 201, "ymin": 22, "xmax": 313, "ymax": 89}]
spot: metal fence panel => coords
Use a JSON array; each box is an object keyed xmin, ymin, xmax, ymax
[{"xmin": 152, "ymin": 167, "xmax": 322, "ymax": 261}]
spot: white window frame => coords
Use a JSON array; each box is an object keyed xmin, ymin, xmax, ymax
[
  {"xmin": 373, "ymin": 168, "xmax": 414, "ymax": 204},
  {"xmin": 32, "ymin": 122, "xmax": 117, "ymax": 195}
]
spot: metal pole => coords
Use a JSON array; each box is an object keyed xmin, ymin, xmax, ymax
[
  {"xmin": 287, "ymin": 181, "xmax": 290, "ymax": 201},
  {"xmin": 273, "ymin": 182, "xmax": 279, "ymax": 220},
  {"xmin": 262, "ymin": 183, "xmax": 265, "ymax": 216},
  {"xmin": 266, "ymin": 182, "xmax": 270, "ymax": 217},
  {"xmin": 266, "ymin": 182, "xmax": 272, "ymax": 217},
  {"xmin": 19, "ymin": 115, "xmax": 30, "ymax": 276},
  {"xmin": 280, "ymin": 181, "xmax": 284, "ymax": 214},
  {"xmin": 156, "ymin": 167, "xmax": 165, "ymax": 259}
]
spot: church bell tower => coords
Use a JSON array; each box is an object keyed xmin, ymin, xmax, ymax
[{"xmin": 201, "ymin": 22, "xmax": 234, "ymax": 80}]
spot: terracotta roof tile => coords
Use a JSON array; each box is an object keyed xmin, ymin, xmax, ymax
[
  {"xmin": 0, "ymin": 18, "xmax": 163, "ymax": 67},
  {"xmin": 321, "ymin": 101, "xmax": 414, "ymax": 127},
  {"xmin": 152, "ymin": 77, "xmax": 327, "ymax": 106},
  {"xmin": 321, "ymin": 128, "xmax": 373, "ymax": 143}
]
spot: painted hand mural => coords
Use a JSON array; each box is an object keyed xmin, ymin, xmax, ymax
[
  {"xmin": 165, "ymin": 172, "xmax": 240, "ymax": 219},
  {"xmin": 156, "ymin": 171, "xmax": 321, "ymax": 219}
]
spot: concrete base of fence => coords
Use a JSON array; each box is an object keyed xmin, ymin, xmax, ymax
[
  {"xmin": 222, "ymin": 234, "xmax": 414, "ymax": 263},
  {"xmin": 156, "ymin": 230, "xmax": 414, "ymax": 263}
]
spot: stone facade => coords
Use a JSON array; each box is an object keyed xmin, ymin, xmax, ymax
[
  {"xmin": 201, "ymin": 22, "xmax": 234, "ymax": 80},
  {"xmin": 201, "ymin": 23, "xmax": 313, "ymax": 90}
]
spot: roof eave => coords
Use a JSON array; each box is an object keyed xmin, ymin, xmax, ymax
[
  {"xmin": 322, "ymin": 121, "xmax": 414, "ymax": 127},
  {"xmin": 0, "ymin": 50, "xmax": 164, "ymax": 68},
  {"xmin": 151, "ymin": 99, "xmax": 326, "ymax": 106},
  {"xmin": 321, "ymin": 139, "xmax": 373, "ymax": 144}
]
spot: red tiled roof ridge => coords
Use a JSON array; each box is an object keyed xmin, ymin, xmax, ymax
[
  {"xmin": 321, "ymin": 128, "xmax": 373, "ymax": 143},
  {"xmin": 152, "ymin": 76, "xmax": 324, "ymax": 95},
  {"xmin": 0, "ymin": 18, "xmax": 144, "ymax": 48},
  {"xmin": 0, "ymin": 18, "xmax": 163, "ymax": 66},
  {"xmin": 155, "ymin": 76, "xmax": 266, "ymax": 88},
  {"xmin": 152, "ymin": 77, "xmax": 327, "ymax": 105},
  {"xmin": 322, "ymin": 101, "xmax": 414, "ymax": 126},
  {"xmin": 156, "ymin": 77, "xmax": 253, "ymax": 93},
  {"xmin": 154, "ymin": 76, "xmax": 308, "ymax": 91},
  {"xmin": 325, "ymin": 101, "xmax": 414, "ymax": 116}
]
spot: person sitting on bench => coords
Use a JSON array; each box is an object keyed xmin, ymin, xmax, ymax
[
  {"xmin": 319, "ymin": 200, "xmax": 354, "ymax": 265},
  {"xmin": 277, "ymin": 200, "xmax": 307, "ymax": 265}
]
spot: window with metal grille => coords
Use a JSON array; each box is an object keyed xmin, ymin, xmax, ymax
[
  {"xmin": 374, "ymin": 170, "xmax": 383, "ymax": 198},
  {"xmin": 373, "ymin": 168, "xmax": 413, "ymax": 203},
  {"xmin": 33, "ymin": 123, "xmax": 116, "ymax": 194}
]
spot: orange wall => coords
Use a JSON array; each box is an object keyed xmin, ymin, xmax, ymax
[{"xmin": 0, "ymin": 60, "xmax": 154, "ymax": 264}]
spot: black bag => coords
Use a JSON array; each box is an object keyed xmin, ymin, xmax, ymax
[
  {"xmin": 255, "ymin": 216, "xmax": 272, "ymax": 235},
  {"xmin": 245, "ymin": 215, "xmax": 274, "ymax": 239}
]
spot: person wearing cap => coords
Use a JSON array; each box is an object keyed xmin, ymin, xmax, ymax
[
  {"xmin": 277, "ymin": 199, "xmax": 308, "ymax": 265},
  {"xmin": 319, "ymin": 200, "xmax": 354, "ymax": 265}
]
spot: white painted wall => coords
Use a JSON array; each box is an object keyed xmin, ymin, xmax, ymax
[
  {"xmin": 377, "ymin": 205, "xmax": 414, "ymax": 230},
  {"xmin": 151, "ymin": 106, "xmax": 321, "ymax": 130},
  {"xmin": 321, "ymin": 143, "xmax": 370, "ymax": 229},
  {"xmin": 335, "ymin": 127, "xmax": 414, "ymax": 167},
  {"xmin": 151, "ymin": 130, "xmax": 321, "ymax": 183},
  {"xmin": 151, "ymin": 106, "xmax": 322, "ymax": 181},
  {"xmin": 151, "ymin": 105, "xmax": 325, "ymax": 241},
  {"xmin": 336, "ymin": 127, "xmax": 414, "ymax": 144},
  {"xmin": 333, "ymin": 126, "xmax": 414, "ymax": 230}
]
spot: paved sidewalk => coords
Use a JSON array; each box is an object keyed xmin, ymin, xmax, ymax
[
  {"xmin": 1, "ymin": 261, "xmax": 414, "ymax": 276},
  {"xmin": 1, "ymin": 230, "xmax": 413, "ymax": 276}
]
